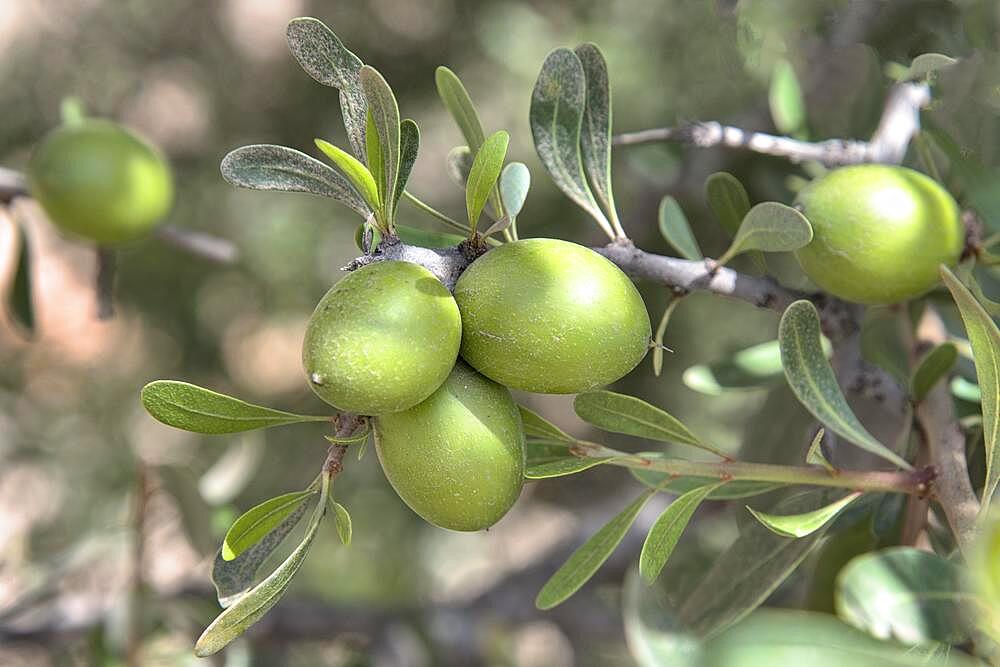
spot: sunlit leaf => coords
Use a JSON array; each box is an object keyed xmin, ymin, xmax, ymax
[
  {"xmin": 222, "ymin": 490, "xmax": 316, "ymax": 561},
  {"xmin": 951, "ymin": 376, "xmax": 981, "ymax": 403},
  {"xmin": 314, "ymin": 138, "xmax": 379, "ymax": 211},
  {"xmin": 530, "ymin": 48, "xmax": 612, "ymax": 237},
  {"xmin": 574, "ymin": 390, "xmax": 727, "ymax": 457},
  {"xmin": 836, "ymin": 547, "xmax": 974, "ymax": 646},
  {"xmin": 575, "ymin": 43, "xmax": 620, "ymax": 229},
  {"xmin": 499, "ymin": 162, "xmax": 530, "ymax": 218},
  {"xmin": 806, "ymin": 428, "xmax": 835, "ymax": 473},
  {"xmin": 286, "ymin": 18, "xmax": 366, "ymax": 158},
  {"xmin": 779, "ymin": 301, "xmax": 912, "ymax": 469},
  {"xmin": 466, "ymin": 130, "xmax": 509, "ymax": 233},
  {"xmin": 657, "ymin": 195, "xmax": 702, "ymax": 261},
  {"xmin": 518, "ymin": 405, "xmax": 574, "ymax": 442},
  {"xmin": 141, "ymin": 381, "xmax": 329, "ymax": 434},
  {"xmin": 640, "ymin": 482, "xmax": 725, "ymax": 583},
  {"xmin": 536, "ymin": 490, "xmax": 654, "ymax": 609},
  {"xmin": 747, "ymin": 492, "xmax": 861, "ymax": 538},
  {"xmin": 940, "ymin": 266, "xmax": 1000, "ymax": 508},
  {"xmin": 221, "ymin": 145, "xmax": 370, "ymax": 217},
  {"xmin": 910, "ymin": 342, "xmax": 958, "ymax": 402},
  {"xmin": 360, "ymin": 66, "xmax": 401, "ymax": 224},
  {"xmin": 769, "ymin": 59, "xmax": 806, "ymax": 135},
  {"xmin": 717, "ymin": 202, "xmax": 812, "ymax": 266},
  {"xmin": 331, "ymin": 500, "xmax": 352, "ymax": 546}
]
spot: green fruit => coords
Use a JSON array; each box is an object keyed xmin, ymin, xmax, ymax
[
  {"xmin": 302, "ymin": 260, "xmax": 461, "ymax": 415},
  {"xmin": 374, "ymin": 361, "xmax": 525, "ymax": 531},
  {"xmin": 794, "ymin": 165, "xmax": 963, "ymax": 305},
  {"xmin": 454, "ymin": 238, "xmax": 651, "ymax": 393},
  {"xmin": 27, "ymin": 119, "xmax": 174, "ymax": 243}
]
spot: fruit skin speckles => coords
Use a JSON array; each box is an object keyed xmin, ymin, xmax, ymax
[
  {"xmin": 794, "ymin": 164, "xmax": 964, "ymax": 305},
  {"xmin": 374, "ymin": 361, "xmax": 525, "ymax": 532},
  {"xmin": 28, "ymin": 119, "xmax": 174, "ymax": 244},
  {"xmin": 454, "ymin": 238, "xmax": 651, "ymax": 394},
  {"xmin": 302, "ymin": 260, "xmax": 461, "ymax": 416}
]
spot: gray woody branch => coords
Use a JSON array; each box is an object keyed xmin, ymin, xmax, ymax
[{"xmin": 613, "ymin": 82, "xmax": 930, "ymax": 166}]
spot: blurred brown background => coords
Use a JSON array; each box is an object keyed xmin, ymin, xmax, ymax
[{"xmin": 1, "ymin": 0, "xmax": 998, "ymax": 665}]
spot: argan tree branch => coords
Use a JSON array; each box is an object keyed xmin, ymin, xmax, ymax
[{"xmin": 612, "ymin": 82, "xmax": 931, "ymax": 167}]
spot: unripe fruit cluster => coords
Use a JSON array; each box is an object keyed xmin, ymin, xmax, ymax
[{"xmin": 303, "ymin": 238, "xmax": 652, "ymax": 531}]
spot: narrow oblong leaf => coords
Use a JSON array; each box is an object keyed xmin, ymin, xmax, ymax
[
  {"xmin": 653, "ymin": 296, "xmax": 683, "ymax": 377},
  {"xmin": 769, "ymin": 59, "xmax": 806, "ymax": 135},
  {"xmin": 499, "ymin": 162, "xmax": 530, "ymax": 218},
  {"xmin": 360, "ymin": 66, "xmax": 401, "ymax": 223},
  {"xmin": 365, "ymin": 110, "xmax": 384, "ymax": 206},
  {"xmin": 434, "ymin": 66, "xmax": 487, "ymax": 154},
  {"xmin": 747, "ymin": 492, "xmax": 861, "ymax": 538},
  {"xmin": 221, "ymin": 144, "xmax": 370, "ymax": 217},
  {"xmin": 331, "ymin": 500, "xmax": 352, "ymax": 546},
  {"xmin": 941, "ymin": 266, "xmax": 1000, "ymax": 507},
  {"xmin": 314, "ymin": 138, "xmax": 379, "ymax": 210},
  {"xmin": 530, "ymin": 48, "xmax": 613, "ymax": 237},
  {"xmin": 324, "ymin": 428, "xmax": 371, "ymax": 446},
  {"xmin": 195, "ymin": 483, "xmax": 328, "ymax": 656},
  {"xmin": 222, "ymin": 491, "xmax": 316, "ymax": 561},
  {"xmin": 910, "ymin": 342, "xmax": 958, "ymax": 402},
  {"xmin": 211, "ymin": 501, "xmax": 309, "ymax": 608},
  {"xmin": 394, "ymin": 119, "xmax": 419, "ymax": 211},
  {"xmin": 574, "ymin": 390, "xmax": 727, "ymax": 457},
  {"xmin": 518, "ymin": 405, "xmax": 573, "ymax": 442},
  {"xmin": 575, "ymin": 43, "xmax": 620, "ymax": 229},
  {"xmin": 806, "ymin": 428, "xmax": 835, "ymax": 473},
  {"xmin": 718, "ymin": 202, "xmax": 812, "ymax": 265},
  {"xmin": 779, "ymin": 301, "xmax": 912, "ymax": 469},
  {"xmin": 632, "ymin": 467, "xmax": 782, "ymax": 499},
  {"xmin": 525, "ymin": 455, "xmax": 621, "ymax": 479},
  {"xmin": 836, "ymin": 547, "xmax": 974, "ymax": 646},
  {"xmin": 536, "ymin": 490, "xmax": 654, "ymax": 609},
  {"xmin": 286, "ymin": 18, "xmax": 367, "ymax": 158},
  {"xmin": 8, "ymin": 218, "xmax": 34, "ymax": 334},
  {"xmin": 657, "ymin": 195, "xmax": 702, "ymax": 261},
  {"xmin": 141, "ymin": 381, "xmax": 329, "ymax": 434},
  {"xmin": 640, "ymin": 482, "xmax": 725, "ymax": 583},
  {"xmin": 446, "ymin": 145, "xmax": 473, "ymax": 187},
  {"xmin": 466, "ymin": 130, "xmax": 509, "ymax": 233}
]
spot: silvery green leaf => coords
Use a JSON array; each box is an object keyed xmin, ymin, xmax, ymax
[
  {"xmin": 717, "ymin": 202, "xmax": 812, "ymax": 266},
  {"xmin": 499, "ymin": 162, "xmax": 530, "ymax": 218},
  {"xmin": 657, "ymin": 195, "xmax": 702, "ymax": 261},
  {"xmin": 805, "ymin": 428, "xmax": 835, "ymax": 473},
  {"xmin": 360, "ymin": 67, "xmax": 401, "ymax": 224},
  {"xmin": 331, "ymin": 500, "xmax": 352, "ymax": 546},
  {"xmin": 575, "ymin": 43, "xmax": 621, "ymax": 229},
  {"xmin": 446, "ymin": 146, "xmax": 474, "ymax": 187}
]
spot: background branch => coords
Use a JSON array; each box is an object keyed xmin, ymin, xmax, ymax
[{"xmin": 0, "ymin": 166, "xmax": 28, "ymax": 204}]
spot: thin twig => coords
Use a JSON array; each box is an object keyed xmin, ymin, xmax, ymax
[
  {"xmin": 95, "ymin": 246, "xmax": 117, "ymax": 320},
  {"xmin": 613, "ymin": 82, "xmax": 930, "ymax": 167},
  {"xmin": 154, "ymin": 225, "xmax": 239, "ymax": 264}
]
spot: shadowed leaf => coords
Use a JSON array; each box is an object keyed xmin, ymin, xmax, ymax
[
  {"xmin": 331, "ymin": 500, "xmax": 352, "ymax": 546},
  {"xmin": 222, "ymin": 491, "xmax": 316, "ymax": 561},
  {"xmin": 640, "ymin": 482, "xmax": 725, "ymax": 583},
  {"xmin": 360, "ymin": 67, "xmax": 401, "ymax": 224},
  {"xmin": 769, "ymin": 59, "xmax": 806, "ymax": 135},
  {"xmin": 519, "ymin": 405, "xmax": 574, "ymax": 442},
  {"xmin": 910, "ymin": 342, "xmax": 958, "ymax": 402},
  {"xmin": 747, "ymin": 492, "xmax": 861, "ymax": 538},
  {"xmin": 576, "ymin": 43, "xmax": 620, "ymax": 229},
  {"xmin": 657, "ymin": 195, "xmax": 702, "ymax": 260},
  {"xmin": 446, "ymin": 146, "xmax": 474, "ymax": 187},
  {"xmin": 525, "ymin": 455, "xmax": 621, "ymax": 479},
  {"xmin": 393, "ymin": 119, "xmax": 419, "ymax": 211},
  {"xmin": 8, "ymin": 219, "xmax": 33, "ymax": 334},
  {"xmin": 632, "ymin": 466, "xmax": 783, "ymax": 499}
]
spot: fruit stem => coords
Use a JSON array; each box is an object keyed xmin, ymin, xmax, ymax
[{"xmin": 574, "ymin": 441, "xmax": 935, "ymax": 496}]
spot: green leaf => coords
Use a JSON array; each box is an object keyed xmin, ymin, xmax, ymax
[
  {"xmin": 314, "ymin": 138, "xmax": 379, "ymax": 211},
  {"xmin": 910, "ymin": 342, "xmax": 958, "ymax": 402},
  {"xmin": 141, "ymin": 381, "xmax": 329, "ymax": 434},
  {"xmin": 951, "ymin": 376, "xmax": 981, "ymax": 403},
  {"xmin": 574, "ymin": 390, "xmax": 727, "ymax": 457},
  {"xmin": 525, "ymin": 455, "xmax": 621, "ymax": 479},
  {"xmin": 499, "ymin": 162, "xmax": 530, "ymax": 219},
  {"xmin": 652, "ymin": 296, "xmax": 683, "ymax": 377},
  {"xmin": 769, "ymin": 59, "xmax": 806, "ymax": 135},
  {"xmin": 211, "ymin": 500, "xmax": 309, "ymax": 608},
  {"xmin": 705, "ymin": 171, "xmax": 750, "ymax": 238},
  {"xmin": 286, "ymin": 18, "xmax": 367, "ymax": 159},
  {"xmin": 331, "ymin": 500, "xmax": 352, "ymax": 546},
  {"xmin": 365, "ymin": 110, "xmax": 384, "ymax": 208},
  {"xmin": 747, "ymin": 492, "xmax": 861, "ymax": 538},
  {"xmin": 222, "ymin": 490, "xmax": 316, "ymax": 561},
  {"xmin": 806, "ymin": 428, "xmax": 836, "ymax": 473},
  {"xmin": 941, "ymin": 265, "xmax": 1000, "ymax": 507},
  {"xmin": 221, "ymin": 144, "xmax": 370, "ymax": 217},
  {"xmin": 779, "ymin": 301, "xmax": 912, "ymax": 469},
  {"xmin": 536, "ymin": 490, "xmax": 654, "ymax": 609},
  {"xmin": 323, "ymin": 428, "xmax": 371, "ymax": 446},
  {"xmin": 836, "ymin": 547, "xmax": 974, "ymax": 646},
  {"xmin": 360, "ymin": 66, "xmax": 401, "ymax": 224},
  {"xmin": 466, "ymin": 130, "xmax": 509, "ymax": 233},
  {"xmin": 195, "ymin": 478, "xmax": 329, "ymax": 656},
  {"xmin": 8, "ymin": 219, "xmax": 33, "ymax": 335},
  {"xmin": 575, "ymin": 43, "xmax": 620, "ymax": 230},
  {"xmin": 631, "ymin": 466, "xmax": 783, "ymax": 499},
  {"xmin": 717, "ymin": 202, "xmax": 812, "ymax": 266},
  {"xmin": 518, "ymin": 405, "xmax": 573, "ymax": 442},
  {"xmin": 445, "ymin": 146, "xmax": 473, "ymax": 187},
  {"xmin": 677, "ymin": 489, "xmax": 837, "ymax": 636},
  {"xmin": 530, "ymin": 48, "xmax": 613, "ymax": 237},
  {"xmin": 393, "ymin": 224, "xmax": 466, "ymax": 249},
  {"xmin": 394, "ymin": 119, "xmax": 419, "ymax": 211},
  {"xmin": 657, "ymin": 195, "xmax": 702, "ymax": 261},
  {"xmin": 899, "ymin": 53, "xmax": 958, "ymax": 81},
  {"xmin": 434, "ymin": 66, "xmax": 487, "ymax": 156},
  {"xmin": 640, "ymin": 482, "xmax": 725, "ymax": 583}
]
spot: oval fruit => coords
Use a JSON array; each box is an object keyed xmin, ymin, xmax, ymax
[
  {"xmin": 302, "ymin": 260, "xmax": 461, "ymax": 415},
  {"xmin": 28, "ymin": 119, "xmax": 174, "ymax": 243},
  {"xmin": 794, "ymin": 165, "xmax": 963, "ymax": 305},
  {"xmin": 454, "ymin": 238, "xmax": 651, "ymax": 393},
  {"xmin": 374, "ymin": 361, "xmax": 525, "ymax": 531}
]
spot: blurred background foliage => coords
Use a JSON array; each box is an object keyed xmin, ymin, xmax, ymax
[{"xmin": 1, "ymin": 0, "xmax": 999, "ymax": 665}]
